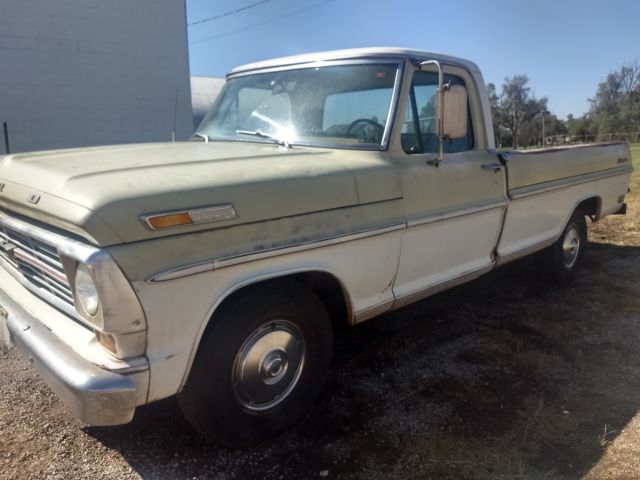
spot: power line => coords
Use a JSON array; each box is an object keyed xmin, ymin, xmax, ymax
[
  {"xmin": 190, "ymin": 0, "xmax": 336, "ymax": 45},
  {"xmin": 188, "ymin": 0, "xmax": 275, "ymax": 27}
]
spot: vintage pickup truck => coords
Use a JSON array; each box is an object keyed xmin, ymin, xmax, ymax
[{"xmin": 0, "ymin": 48, "xmax": 632, "ymax": 446}]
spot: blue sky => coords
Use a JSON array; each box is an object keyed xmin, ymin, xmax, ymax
[{"xmin": 186, "ymin": 0, "xmax": 640, "ymax": 119}]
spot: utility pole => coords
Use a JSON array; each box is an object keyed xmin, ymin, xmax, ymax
[
  {"xmin": 539, "ymin": 110, "xmax": 549, "ymax": 147},
  {"xmin": 2, "ymin": 122, "xmax": 9, "ymax": 154}
]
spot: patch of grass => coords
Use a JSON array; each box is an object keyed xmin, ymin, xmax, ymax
[{"xmin": 588, "ymin": 143, "xmax": 639, "ymax": 245}]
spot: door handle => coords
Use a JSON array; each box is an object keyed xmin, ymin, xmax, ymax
[{"xmin": 481, "ymin": 163, "xmax": 504, "ymax": 173}]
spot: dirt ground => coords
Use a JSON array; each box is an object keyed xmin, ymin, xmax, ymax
[{"xmin": 1, "ymin": 147, "xmax": 639, "ymax": 480}]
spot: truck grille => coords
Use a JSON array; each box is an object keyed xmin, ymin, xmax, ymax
[{"xmin": 0, "ymin": 224, "xmax": 75, "ymax": 306}]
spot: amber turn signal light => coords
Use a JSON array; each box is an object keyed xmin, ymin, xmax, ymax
[
  {"xmin": 96, "ymin": 332, "xmax": 117, "ymax": 355},
  {"xmin": 146, "ymin": 212, "xmax": 193, "ymax": 229}
]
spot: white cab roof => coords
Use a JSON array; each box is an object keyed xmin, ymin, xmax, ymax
[{"xmin": 228, "ymin": 47, "xmax": 481, "ymax": 77}]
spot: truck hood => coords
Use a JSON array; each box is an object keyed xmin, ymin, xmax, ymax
[{"xmin": 0, "ymin": 142, "xmax": 400, "ymax": 246}]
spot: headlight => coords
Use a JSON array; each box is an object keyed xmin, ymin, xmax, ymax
[{"xmin": 75, "ymin": 263, "xmax": 100, "ymax": 316}]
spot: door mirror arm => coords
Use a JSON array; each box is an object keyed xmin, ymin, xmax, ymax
[
  {"xmin": 419, "ymin": 60, "xmax": 445, "ymax": 166},
  {"xmin": 419, "ymin": 60, "xmax": 469, "ymax": 167}
]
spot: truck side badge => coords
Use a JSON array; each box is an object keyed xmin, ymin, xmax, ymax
[{"xmin": 27, "ymin": 193, "xmax": 41, "ymax": 204}]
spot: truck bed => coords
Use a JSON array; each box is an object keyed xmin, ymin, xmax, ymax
[{"xmin": 500, "ymin": 142, "xmax": 632, "ymax": 195}]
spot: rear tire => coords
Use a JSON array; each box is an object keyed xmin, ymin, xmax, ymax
[
  {"xmin": 178, "ymin": 280, "xmax": 332, "ymax": 447},
  {"xmin": 535, "ymin": 208, "xmax": 587, "ymax": 285}
]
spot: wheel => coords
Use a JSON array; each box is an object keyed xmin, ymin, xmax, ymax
[
  {"xmin": 178, "ymin": 280, "xmax": 332, "ymax": 447},
  {"xmin": 535, "ymin": 208, "xmax": 587, "ymax": 285},
  {"xmin": 345, "ymin": 118, "xmax": 384, "ymax": 136}
]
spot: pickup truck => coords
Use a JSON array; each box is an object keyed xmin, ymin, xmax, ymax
[{"xmin": 0, "ymin": 48, "xmax": 632, "ymax": 447}]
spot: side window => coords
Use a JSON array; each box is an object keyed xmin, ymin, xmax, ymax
[{"xmin": 401, "ymin": 71, "xmax": 474, "ymax": 154}]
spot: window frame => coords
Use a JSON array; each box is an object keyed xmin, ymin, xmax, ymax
[
  {"xmin": 400, "ymin": 69, "xmax": 476, "ymax": 155},
  {"xmin": 218, "ymin": 59, "xmax": 406, "ymax": 151}
]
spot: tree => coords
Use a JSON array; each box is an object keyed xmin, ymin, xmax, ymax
[
  {"xmin": 539, "ymin": 113, "xmax": 567, "ymax": 144},
  {"xmin": 497, "ymin": 75, "xmax": 548, "ymax": 148},
  {"xmin": 487, "ymin": 82, "xmax": 506, "ymax": 146},
  {"xmin": 620, "ymin": 61, "xmax": 640, "ymax": 94},
  {"xmin": 587, "ymin": 59, "xmax": 640, "ymax": 139}
]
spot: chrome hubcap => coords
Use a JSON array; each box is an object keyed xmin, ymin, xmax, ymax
[
  {"xmin": 562, "ymin": 224, "xmax": 580, "ymax": 268},
  {"xmin": 232, "ymin": 320, "xmax": 305, "ymax": 412},
  {"xmin": 260, "ymin": 349, "xmax": 288, "ymax": 385}
]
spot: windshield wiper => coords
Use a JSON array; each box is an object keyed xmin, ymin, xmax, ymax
[
  {"xmin": 191, "ymin": 132, "xmax": 210, "ymax": 143},
  {"xmin": 236, "ymin": 130, "xmax": 291, "ymax": 148}
]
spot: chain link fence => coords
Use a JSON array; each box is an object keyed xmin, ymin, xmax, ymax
[{"xmin": 544, "ymin": 132, "xmax": 640, "ymax": 146}]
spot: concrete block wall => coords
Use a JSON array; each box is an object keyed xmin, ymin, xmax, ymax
[{"xmin": 0, "ymin": 0, "xmax": 192, "ymax": 153}]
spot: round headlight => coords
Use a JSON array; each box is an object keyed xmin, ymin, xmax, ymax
[{"xmin": 75, "ymin": 263, "xmax": 100, "ymax": 316}]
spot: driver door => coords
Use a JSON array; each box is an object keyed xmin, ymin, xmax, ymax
[{"xmin": 391, "ymin": 68, "xmax": 507, "ymax": 306}]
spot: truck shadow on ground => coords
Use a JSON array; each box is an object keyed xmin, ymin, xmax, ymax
[{"xmin": 86, "ymin": 241, "xmax": 640, "ymax": 479}]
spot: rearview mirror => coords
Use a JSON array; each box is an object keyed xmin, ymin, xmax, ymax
[{"xmin": 442, "ymin": 85, "xmax": 468, "ymax": 139}]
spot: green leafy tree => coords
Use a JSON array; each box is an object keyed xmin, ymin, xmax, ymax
[
  {"xmin": 587, "ymin": 60, "xmax": 640, "ymax": 139},
  {"xmin": 486, "ymin": 82, "xmax": 503, "ymax": 145},
  {"xmin": 488, "ymin": 74, "xmax": 548, "ymax": 148}
]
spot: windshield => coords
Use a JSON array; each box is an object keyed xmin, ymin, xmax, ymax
[{"xmin": 196, "ymin": 63, "xmax": 400, "ymax": 149}]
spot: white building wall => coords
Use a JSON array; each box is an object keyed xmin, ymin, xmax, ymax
[
  {"xmin": 0, "ymin": 0, "xmax": 192, "ymax": 154},
  {"xmin": 191, "ymin": 76, "xmax": 225, "ymax": 129}
]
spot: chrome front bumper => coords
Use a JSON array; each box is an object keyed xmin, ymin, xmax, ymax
[{"xmin": 1, "ymin": 288, "xmax": 138, "ymax": 426}]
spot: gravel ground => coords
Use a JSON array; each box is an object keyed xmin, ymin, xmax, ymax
[{"xmin": 1, "ymin": 150, "xmax": 639, "ymax": 480}]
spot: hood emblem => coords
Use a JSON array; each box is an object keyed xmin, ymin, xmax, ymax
[
  {"xmin": 0, "ymin": 240, "xmax": 16, "ymax": 259},
  {"xmin": 27, "ymin": 193, "xmax": 41, "ymax": 204}
]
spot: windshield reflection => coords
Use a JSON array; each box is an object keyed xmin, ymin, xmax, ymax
[{"xmin": 196, "ymin": 63, "xmax": 400, "ymax": 149}]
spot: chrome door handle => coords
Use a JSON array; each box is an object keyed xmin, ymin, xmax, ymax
[{"xmin": 481, "ymin": 163, "xmax": 503, "ymax": 173}]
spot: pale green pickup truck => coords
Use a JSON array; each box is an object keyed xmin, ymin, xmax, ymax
[{"xmin": 0, "ymin": 48, "xmax": 632, "ymax": 446}]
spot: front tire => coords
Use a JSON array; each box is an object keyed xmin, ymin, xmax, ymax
[
  {"xmin": 536, "ymin": 208, "xmax": 587, "ymax": 285},
  {"xmin": 178, "ymin": 281, "xmax": 332, "ymax": 447}
]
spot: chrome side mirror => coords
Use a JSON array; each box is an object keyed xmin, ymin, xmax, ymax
[{"xmin": 419, "ymin": 60, "xmax": 469, "ymax": 166}]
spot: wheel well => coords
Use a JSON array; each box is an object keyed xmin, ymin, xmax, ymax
[
  {"xmin": 292, "ymin": 271, "xmax": 352, "ymax": 327},
  {"xmin": 211, "ymin": 272, "xmax": 352, "ymax": 332},
  {"xmin": 577, "ymin": 196, "xmax": 601, "ymax": 220},
  {"xmin": 182, "ymin": 272, "xmax": 351, "ymax": 393}
]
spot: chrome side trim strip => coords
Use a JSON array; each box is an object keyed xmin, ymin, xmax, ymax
[
  {"xmin": 392, "ymin": 265, "xmax": 493, "ymax": 311},
  {"xmin": 150, "ymin": 261, "xmax": 215, "ymax": 282},
  {"xmin": 150, "ymin": 222, "xmax": 406, "ymax": 282},
  {"xmin": 509, "ymin": 165, "xmax": 633, "ymax": 200},
  {"xmin": 214, "ymin": 223, "xmax": 405, "ymax": 269},
  {"xmin": 354, "ymin": 299, "xmax": 395, "ymax": 324},
  {"xmin": 406, "ymin": 199, "xmax": 506, "ymax": 228},
  {"xmin": 495, "ymin": 237, "xmax": 556, "ymax": 267},
  {"xmin": 150, "ymin": 200, "xmax": 509, "ymax": 283}
]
